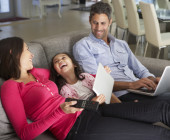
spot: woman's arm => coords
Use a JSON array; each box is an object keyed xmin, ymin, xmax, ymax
[
  {"xmin": 31, "ymin": 68, "xmax": 50, "ymax": 79},
  {"xmin": 1, "ymin": 80, "xmax": 66, "ymax": 140}
]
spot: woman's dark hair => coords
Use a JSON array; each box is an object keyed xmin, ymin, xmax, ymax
[
  {"xmin": 50, "ymin": 52, "xmax": 85, "ymax": 91},
  {"xmin": 0, "ymin": 37, "xmax": 24, "ymax": 80},
  {"xmin": 90, "ymin": 1, "xmax": 112, "ymax": 21}
]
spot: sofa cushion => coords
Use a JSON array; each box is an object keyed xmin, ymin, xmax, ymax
[
  {"xmin": 0, "ymin": 78, "xmax": 4, "ymax": 87},
  {"xmin": 0, "ymin": 97, "xmax": 17, "ymax": 140},
  {"xmin": 32, "ymin": 29, "xmax": 90, "ymax": 63},
  {"xmin": 28, "ymin": 43, "xmax": 49, "ymax": 69}
]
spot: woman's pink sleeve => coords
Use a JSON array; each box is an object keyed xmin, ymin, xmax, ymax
[
  {"xmin": 1, "ymin": 81, "xmax": 65, "ymax": 140},
  {"xmin": 32, "ymin": 68, "xmax": 50, "ymax": 79}
]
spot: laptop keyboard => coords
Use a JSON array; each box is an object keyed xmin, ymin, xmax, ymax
[{"xmin": 139, "ymin": 88, "xmax": 155, "ymax": 94}]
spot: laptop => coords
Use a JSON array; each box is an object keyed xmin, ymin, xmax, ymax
[
  {"xmin": 93, "ymin": 63, "xmax": 114, "ymax": 104},
  {"xmin": 127, "ymin": 66, "xmax": 170, "ymax": 96}
]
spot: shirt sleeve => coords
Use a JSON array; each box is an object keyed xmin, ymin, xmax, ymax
[
  {"xmin": 125, "ymin": 42, "xmax": 155, "ymax": 78},
  {"xmin": 31, "ymin": 68, "xmax": 50, "ymax": 79},
  {"xmin": 73, "ymin": 40, "xmax": 98, "ymax": 74},
  {"xmin": 1, "ymin": 80, "xmax": 65, "ymax": 140}
]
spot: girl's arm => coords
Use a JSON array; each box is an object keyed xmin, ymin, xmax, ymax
[{"xmin": 1, "ymin": 80, "xmax": 65, "ymax": 140}]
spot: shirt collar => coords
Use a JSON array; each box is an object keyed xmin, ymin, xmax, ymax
[{"xmin": 89, "ymin": 32, "xmax": 116, "ymax": 44}]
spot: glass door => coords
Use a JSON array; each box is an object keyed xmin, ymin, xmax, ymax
[{"xmin": 0, "ymin": 0, "xmax": 15, "ymax": 19}]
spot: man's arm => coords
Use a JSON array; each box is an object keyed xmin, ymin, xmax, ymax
[
  {"xmin": 123, "ymin": 40, "xmax": 155, "ymax": 79},
  {"xmin": 113, "ymin": 77, "xmax": 158, "ymax": 91},
  {"xmin": 112, "ymin": 41, "xmax": 158, "ymax": 91}
]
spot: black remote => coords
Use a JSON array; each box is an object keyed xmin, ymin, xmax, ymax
[{"xmin": 65, "ymin": 98, "xmax": 99, "ymax": 111}]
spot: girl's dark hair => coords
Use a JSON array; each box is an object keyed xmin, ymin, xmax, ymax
[
  {"xmin": 50, "ymin": 53, "xmax": 85, "ymax": 91},
  {"xmin": 90, "ymin": 1, "xmax": 112, "ymax": 21},
  {"xmin": 0, "ymin": 37, "xmax": 24, "ymax": 80}
]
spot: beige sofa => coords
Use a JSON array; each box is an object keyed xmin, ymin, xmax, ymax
[{"xmin": 0, "ymin": 30, "xmax": 170, "ymax": 140}]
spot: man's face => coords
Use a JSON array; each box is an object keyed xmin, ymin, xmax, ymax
[{"xmin": 89, "ymin": 13, "xmax": 112, "ymax": 40}]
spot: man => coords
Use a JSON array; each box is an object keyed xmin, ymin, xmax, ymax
[{"xmin": 73, "ymin": 2, "xmax": 160, "ymax": 101}]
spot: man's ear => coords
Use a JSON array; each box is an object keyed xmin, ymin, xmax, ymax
[
  {"xmin": 89, "ymin": 16, "xmax": 91, "ymax": 24},
  {"xmin": 109, "ymin": 18, "xmax": 113, "ymax": 26}
]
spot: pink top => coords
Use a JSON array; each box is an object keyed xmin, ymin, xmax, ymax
[
  {"xmin": 0, "ymin": 68, "xmax": 81, "ymax": 140},
  {"xmin": 60, "ymin": 73, "xmax": 95, "ymax": 99}
]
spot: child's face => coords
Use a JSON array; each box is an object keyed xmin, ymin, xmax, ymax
[{"xmin": 53, "ymin": 54, "xmax": 75, "ymax": 76}]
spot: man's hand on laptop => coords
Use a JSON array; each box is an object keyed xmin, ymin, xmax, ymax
[
  {"xmin": 147, "ymin": 76, "xmax": 161, "ymax": 84},
  {"xmin": 129, "ymin": 77, "xmax": 157, "ymax": 90}
]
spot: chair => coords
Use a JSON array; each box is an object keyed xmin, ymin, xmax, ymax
[
  {"xmin": 33, "ymin": 0, "xmax": 61, "ymax": 18},
  {"xmin": 166, "ymin": 0, "xmax": 170, "ymax": 9},
  {"xmin": 124, "ymin": 0, "xmax": 145, "ymax": 55},
  {"xmin": 111, "ymin": 0, "xmax": 128, "ymax": 40},
  {"xmin": 139, "ymin": 2, "xmax": 170, "ymax": 59},
  {"xmin": 156, "ymin": 0, "xmax": 170, "ymax": 10},
  {"xmin": 102, "ymin": 0, "xmax": 116, "ymax": 33}
]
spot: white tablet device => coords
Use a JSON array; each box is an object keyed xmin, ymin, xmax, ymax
[{"xmin": 93, "ymin": 63, "xmax": 114, "ymax": 104}]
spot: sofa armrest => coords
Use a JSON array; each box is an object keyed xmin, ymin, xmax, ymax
[{"xmin": 137, "ymin": 56, "xmax": 170, "ymax": 77}]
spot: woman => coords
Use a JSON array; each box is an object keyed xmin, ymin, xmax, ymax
[{"xmin": 1, "ymin": 37, "xmax": 170, "ymax": 140}]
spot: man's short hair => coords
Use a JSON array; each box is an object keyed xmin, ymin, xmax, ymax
[{"xmin": 90, "ymin": 1, "xmax": 112, "ymax": 21}]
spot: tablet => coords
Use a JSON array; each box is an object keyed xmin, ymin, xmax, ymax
[{"xmin": 93, "ymin": 63, "xmax": 114, "ymax": 104}]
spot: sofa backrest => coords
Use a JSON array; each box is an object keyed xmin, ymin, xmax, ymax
[
  {"xmin": 32, "ymin": 30, "xmax": 90, "ymax": 64},
  {"xmin": 28, "ymin": 43, "xmax": 49, "ymax": 69},
  {"xmin": 137, "ymin": 56, "xmax": 170, "ymax": 77}
]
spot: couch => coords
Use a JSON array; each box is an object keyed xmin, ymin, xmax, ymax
[{"xmin": 0, "ymin": 30, "xmax": 170, "ymax": 140}]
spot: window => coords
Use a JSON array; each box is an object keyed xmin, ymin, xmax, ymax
[
  {"xmin": 135, "ymin": 0, "xmax": 155, "ymax": 4},
  {"xmin": 0, "ymin": 0, "xmax": 9, "ymax": 13}
]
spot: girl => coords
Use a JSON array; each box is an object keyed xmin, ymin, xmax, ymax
[{"xmin": 50, "ymin": 53, "xmax": 121, "ymax": 104}]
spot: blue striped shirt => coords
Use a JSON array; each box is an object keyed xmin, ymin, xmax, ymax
[{"xmin": 73, "ymin": 33, "xmax": 155, "ymax": 97}]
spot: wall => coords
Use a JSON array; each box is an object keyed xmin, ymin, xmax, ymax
[
  {"xmin": 15, "ymin": 0, "xmax": 41, "ymax": 18},
  {"xmin": 15, "ymin": 0, "xmax": 71, "ymax": 18}
]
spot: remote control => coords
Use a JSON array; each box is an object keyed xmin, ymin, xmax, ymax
[{"xmin": 65, "ymin": 98, "xmax": 99, "ymax": 111}]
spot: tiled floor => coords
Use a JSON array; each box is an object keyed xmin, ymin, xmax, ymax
[
  {"xmin": 0, "ymin": 2, "xmax": 169, "ymax": 59},
  {"xmin": 0, "ymin": 2, "xmax": 93, "ymax": 42}
]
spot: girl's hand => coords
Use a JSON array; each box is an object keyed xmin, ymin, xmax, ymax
[
  {"xmin": 104, "ymin": 66, "xmax": 111, "ymax": 74},
  {"xmin": 60, "ymin": 101, "xmax": 83, "ymax": 114},
  {"xmin": 92, "ymin": 94, "xmax": 106, "ymax": 104}
]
